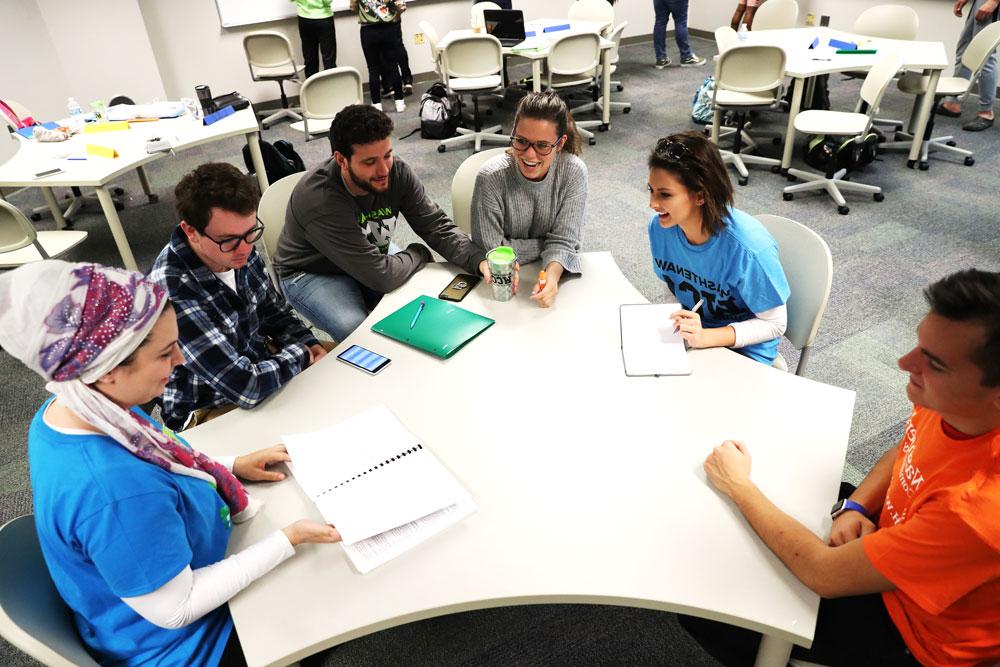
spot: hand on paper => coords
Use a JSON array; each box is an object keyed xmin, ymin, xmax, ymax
[
  {"xmin": 828, "ymin": 511, "xmax": 877, "ymax": 547},
  {"xmin": 478, "ymin": 259, "xmax": 520, "ymax": 294},
  {"xmin": 670, "ymin": 308, "xmax": 707, "ymax": 347},
  {"xmin": 282, "ymin": 520, "xmax": 342, "ymax": 546},
  {"xmin": 308, "ymin": 343, "xmax": 328, "ymax": 365},
  {"xmin": 704, "ymin": 440, "xmax": 752, "ymax": 498},
  {"xmin": 233, "ymin": 444, "xmax": 291, "ymax": 482}
]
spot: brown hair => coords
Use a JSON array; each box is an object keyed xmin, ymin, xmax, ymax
[
  {"xmin": 174, "ymin": 163, "xmax": 259, "ymax": 233},
  {"xmin": 924, "ymin": 269, "xmax": 1000, "ymax": 387},
  {"xmin": 512, "ymin": 91, "xmax": 583, "ymax": 156},
  {"xmin": 647, "ymin": 132, "xmax": 734, "ymax": 237}
]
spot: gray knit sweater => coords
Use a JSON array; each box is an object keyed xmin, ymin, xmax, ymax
[{"xmin": 471, "ymin": 151, "xmax": 587, "ymax": 274}]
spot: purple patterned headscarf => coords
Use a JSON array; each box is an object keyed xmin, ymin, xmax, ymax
[{"xmin": 0, "ymin": 261, "xmax": 252, "ymax": 520}]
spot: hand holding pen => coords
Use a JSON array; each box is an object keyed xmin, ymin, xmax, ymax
[{"xmin": 671, "ymin": 299, "xmax": 705, "ymax": 346}]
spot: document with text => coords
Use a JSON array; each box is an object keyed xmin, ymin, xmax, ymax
[
  {"xmin": 283, "ymin": 405, "xmax": 476, "ymax": 573},
  {"xmin": 619, "ymin": 303, "xmax": 691, "ymax": 376}
]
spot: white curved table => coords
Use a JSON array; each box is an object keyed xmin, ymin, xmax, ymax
[{"xmin": 184, "ymin": 252, "xmax": 855, "ymax": 667}]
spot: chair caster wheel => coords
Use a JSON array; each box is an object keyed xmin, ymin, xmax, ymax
[
  {"xmin": 598, "ymin": 124, "xmax": 609, "ymax": 132},
  {"xmin": 114, "ymin": 202, "xmax": 125, "ymax": 212},
  {"xmin": 782, "ymin": 192, "xmax": 793, "ymax": 201},
  {"xmin": 771, "ymin": 165, "xmax": 781, "ymax": 173},
  {"xmin": 946, "ymin": 140, "xmax": 956, "ymax": 146},
  {"xmin": 919, "ymin": 161, "xmax": 929, "ymax": 171},
  {"xmin": 261, "ymin": 123, "xmax": 269, "ymax": 130},
  {"xmin": 838, "ymin": 205, "xmax": 849, "ymax": 215},
  {"xmin": 147, "ymin": 194, "xmax": 160, "ymax": 203},
  {"xmin": 874, "ymin": 193, "xmax": 885, "ymax": 202},
  {"xmin": 30, "ymin": 213, "xmax": 42, "ymax": 222},
  {"xmin": 907, "ymin": 159, "xmax": 916, "ymax": 169},
  {"xmin": 113, "ymin": 187, "xmax": 125, "ymax": 196},
  {"xmin": 588, "ymin": 137, "xmax": 596, "ymax": 145},
  {"xmin": 616, "ymin": 84, "xmax": 624, "ymax": 92},
  {"xmin": 623, "ymin": 107, "xmax": 631, "ymax": 114},
  {"xmin": 738, "ymin": 176, "xmax": 748, "ymax": 186},
  {"xmin": 965, "ymin": 156, "xmax": 975, "ymax": 166},
  {"xmin": 437, "ymin": 145, "xmax": 446, "ymax": 153}
]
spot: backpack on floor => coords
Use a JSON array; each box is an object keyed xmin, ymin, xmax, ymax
[
  {"xmin": 419, "ymin": 83, "xmax": 460, "ymax": 139},
  {"xmin": 691, "ymin": 76, "xmax": 715, "ymax": 125},
  {"xmin": 242, "ymin": 139, "xmax": 305, "ymax": 186},
  {"xmin": 804, "ymin": 132, "xmax": 879, "ymax": 173}
]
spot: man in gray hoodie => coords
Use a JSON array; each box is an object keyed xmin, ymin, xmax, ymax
[{"xmin": 274, "ymin": 104, "xmax": 486, "ymax": 341}]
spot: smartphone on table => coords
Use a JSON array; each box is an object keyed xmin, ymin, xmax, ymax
[
  {"xmin": 439, "ymin": 273, "xmax": 481, "ymax": 302},
  {"xmin": 336, "ymin": 344, "xmax": 391, "ymax": 375}
]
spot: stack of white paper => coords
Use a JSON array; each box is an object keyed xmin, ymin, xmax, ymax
[
  {"xmin": 283, "ymin": 405, "xmax": 476, "ymax": 573},
  {"xmin": 619, "ymin": 303, "xmax": 691, "ymax": 376}
]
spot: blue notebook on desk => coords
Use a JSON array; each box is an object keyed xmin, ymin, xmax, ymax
[
  {"xmin": 371, "ymin": 296, "xmax": 494, "ymax": 359},
  {"xmin": 15, "ymin": 122, "xmax": 59, "ymax": 139}
]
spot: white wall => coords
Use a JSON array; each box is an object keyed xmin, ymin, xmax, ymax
[{"xmin": 0, "ymin": 0, "xmax": 74, "ymax": 120}]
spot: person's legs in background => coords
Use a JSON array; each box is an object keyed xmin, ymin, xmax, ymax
[
  {"xmin": 373, "ymin": 24, "xmax": 405, "ymax": 111},
  {"xmin": 281, "ymin": 271, "xmax": 380, "ymax": 343},
  {"xmin": 318, "ymin": 17, "xmax": 337, "ymax": 71},
  {"xmin": 298, "ymin": 16, "xmax": 320, "ymax": 79},
  {"xmin": 731, "ymin": 0, "xmax": 747, "ymax": 30},
  {"xmin": 941, "ymin": 0, "xmax": 997, "ymax": 128},
  {"xmin": 393, "ymin": 23, "xmax": 414, "ymax": 94},
  {"xmin": 666, "ymin": 0, "xmax": 705, "ymax": 65},
  {"xmin": 359, "ymin": 25, "xmax": 385, "ymax": 107},
  {"xmin": 652, "ymin": 0, "xmax": 671, "ymax": 68}
]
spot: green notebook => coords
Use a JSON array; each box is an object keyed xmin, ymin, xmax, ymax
[{"xmin": 371, "ymin": 296, "xmax": 495, "ymax": 359}]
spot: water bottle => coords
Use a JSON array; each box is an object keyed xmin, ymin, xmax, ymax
[
  {"xmin": 67, "ymin": 97, "xmax": 83, "ymax": 116},
  {"xmin": 737, "ymin": 22, "xmax": 749, "ymax": 42}
]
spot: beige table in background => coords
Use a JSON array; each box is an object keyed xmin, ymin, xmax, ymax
[
  {"xmin": 0, "ymin": 108, "xmax": 268, "ymax": 270},
  {"xmin": 185, "ymin": 252, "xmax": 856, "ymax": 667}
]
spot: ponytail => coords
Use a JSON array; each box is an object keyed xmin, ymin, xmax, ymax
[{"xmin": 512, "ymin": 91, "xmax": 583, "ymax": 156}]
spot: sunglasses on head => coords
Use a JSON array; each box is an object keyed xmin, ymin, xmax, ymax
[{"xmin": 654, "ymin": 138, "xmax": 693, "ymax": 161}]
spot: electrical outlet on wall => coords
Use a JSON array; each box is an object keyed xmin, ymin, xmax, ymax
[{"xmin": 414, "ymin": 32, "xmax": 425, "ymax": 44}]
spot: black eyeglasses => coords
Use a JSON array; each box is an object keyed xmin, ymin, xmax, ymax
[
  {"xmin": 654, "ymin": 138, "xmax": 692, "ymax": 161},
  {"xmin": 510, "ymin": 135, "xmax": 563, "ymax": 156},
  {"xmin": 201, "ymin": 218, "xmax": 265, "ymax": 253}
]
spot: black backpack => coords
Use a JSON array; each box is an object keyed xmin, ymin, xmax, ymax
[
  {"xmin": 242, "ymin": 139, "xmax": 305, "ymax": 186},
  {"xmin": 418, "ymin": 83, "xmax": 461, "ymax": 139},
  {"xmin": 804, "ymin": 132, "xmax": 879, "ymax": 173}
]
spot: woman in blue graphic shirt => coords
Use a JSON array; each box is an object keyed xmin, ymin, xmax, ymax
[{"xmin": 646, "ymin": 132, "xmax": 790, "ymax": 365}]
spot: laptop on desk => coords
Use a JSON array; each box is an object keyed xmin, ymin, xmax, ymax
[{"xmin": 484, "ymin": 9, "xmax": 527, "ymax": 47}]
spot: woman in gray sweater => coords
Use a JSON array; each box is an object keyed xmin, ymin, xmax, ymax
[{"xmin": 472, "ymin": 92, "xmax": 588, "ymax": 308}]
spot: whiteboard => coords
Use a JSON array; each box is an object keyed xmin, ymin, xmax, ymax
[{"xmin": 215, "ymin": 0, "xmax": 416, "ymax": 28}]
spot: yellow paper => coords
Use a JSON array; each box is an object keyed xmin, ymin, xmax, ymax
[
  {"xmin": 83, "ymin": 121, "xmax": 130, "ymax": 133},
  {"xmin": 86, "ymin": 144, "xmax": 119, "ymax": 158}
]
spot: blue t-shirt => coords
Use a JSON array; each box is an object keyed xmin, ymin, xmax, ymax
[
  {"xmin": 647, "ymin": 207, "xmax": 790, "ymax": 364},
  {"xmin": 28, "ymin": 398, "xmax": 233, "ymax": 666}
]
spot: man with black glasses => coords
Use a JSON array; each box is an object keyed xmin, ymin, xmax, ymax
[
  {"xmin": 150, "ymin": 162, "xmax": 325, "ymax": 430},
  {"xmin": 274, "ymin": 104, "xmax": 485, "ymax": 342}
]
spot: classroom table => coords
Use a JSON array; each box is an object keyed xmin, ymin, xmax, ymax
[
  {"xmin": 0, "ymin": 108, "xmax": 268, "ymax": 270},
  {"xmin": 732, "ymin": 27, "xmax": 948, "ymax": 170},
  {"xmin": 184, "ymin": 252, "xmax": 856, "ymax": 667},
  {"xmin": 439, "ymin": 19, "xmax": 616, "ymax": 129}
]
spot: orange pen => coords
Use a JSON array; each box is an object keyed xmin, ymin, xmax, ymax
[{"xmin": 537, "ymin": 270, "xmax": 547, "ymax": 291}]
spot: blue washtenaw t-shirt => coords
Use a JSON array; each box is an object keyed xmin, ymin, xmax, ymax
[
  {"xmin": 647, "ymin": 207, "xmax": 790, "ymax": 365},
  {"xmin": 28, "ymin": 398, "xmax": 233, "ymax": 666}
]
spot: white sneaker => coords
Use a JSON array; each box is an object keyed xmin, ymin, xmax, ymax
[
  {"xmin": 395, "ymin": 99, "xmax": 406, "ymax": 113},
  {"xmin": 373, "ymin": 102, "xmax": 383, "ymax": 111}
]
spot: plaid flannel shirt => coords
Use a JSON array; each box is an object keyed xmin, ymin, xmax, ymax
[{"xmin": 149, "ymin": 227, "xmax": 318, "ymax": 430}]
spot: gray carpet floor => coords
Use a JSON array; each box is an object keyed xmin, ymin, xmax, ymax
[{"xmin": 1, "ymin": 32, "xmax": 998, "ymax": 666}]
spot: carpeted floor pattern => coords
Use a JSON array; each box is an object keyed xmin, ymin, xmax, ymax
[{"xmin": 1, "ymin": 32, "xmax": 998, "ymax": 666}]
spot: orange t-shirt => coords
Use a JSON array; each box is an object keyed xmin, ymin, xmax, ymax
[{"xmin": 863, "ymin": 406, "xmax": 1000, "ymax": 667}]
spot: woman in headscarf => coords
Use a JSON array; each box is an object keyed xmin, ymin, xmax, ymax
[{"xmin": 0, "ymin": 261, "xmax": 340, "ymax": 666}]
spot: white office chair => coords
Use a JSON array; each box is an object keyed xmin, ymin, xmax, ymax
[
  {"xmin": 848, "ymin": 5, "xmax": 919, "ymax": 132},
  {"xmin": 754, "ymin": 214, "xmax": 832, "ymax": 376},
  {"xmin": 243, "ymin": 31, "xmax": 305, "ymax": 129},
  {"xmin": 0, "ymin": 515, "xmax": 101, "ymax": 667},
  {"xmin": 0, "ymin": 199, "xmax": 88, "ymax": 268},
  {"xmin": 710, "ymin": 44, "xmax": 786, "ymax": 185},
  {"xmin": 750, "ymin": 0, "xmax": 799, "ymax": 30},
  {"xmin": 419, "ymin": 20, "xmax": 444, "ymax": 80},
  {"xmin": 545, "ymin": 32, "xmax": 604, "ymax": 145},
  {"xmin": 880, "ymin": 21, "xmax": 1000, "ymax": 170},
  {"xmin": 290, "ymin": 67, "xmax": 363, "ymax": 141},
  {"xmin": 438, "ymin": 35, "xmax": 509, "ymax": 154},
  {"xmin": 782, "ymin": 51, "xmax": 903, "ymax": 215},
  {"xmin": 599, "ymin": 22, "xmax": 631, "ymax": 114},
  {"xmin": 471, "ymin": 1, "xmax": 500, "ymax": 29},
  {"xmin": 567, "ymin": 0, "xmax": 614, "ymax": 34},
  {"xmin": 450, "ymin": 147, "xmax": 507, "ymax": 234},
  {"xmin": 258, "ymin": 171, "xmax": 306, "ymax": 292}
]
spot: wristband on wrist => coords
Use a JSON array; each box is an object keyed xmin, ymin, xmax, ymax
[{"xmin": 830, "ymin": 498, "xmax": 869, "ymax": 520}]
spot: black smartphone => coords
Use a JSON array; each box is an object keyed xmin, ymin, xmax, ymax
[
  {"xmin": 33, "ymin": 167, "xmax": 64, "ymax": 179},
  {"xmin": 439, "ymin": 273, "xmax": 481, "ymax": 302},
  {"xmin": 336, "ymin": 344, "xmax": 391, "ymax": 375}
]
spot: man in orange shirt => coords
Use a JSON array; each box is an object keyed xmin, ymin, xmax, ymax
[{"xmin": 681, "ymin": 268, "xmax": 1000, "ymax": 666}]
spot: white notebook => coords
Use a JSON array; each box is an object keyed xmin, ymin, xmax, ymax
[
  {"xmin": 619, "ymin": 303, "xmax": 691, "ymax": 376},
  {"xmin": 283, "ymin": 405, "xmax": 476, "ymax": 573}
]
